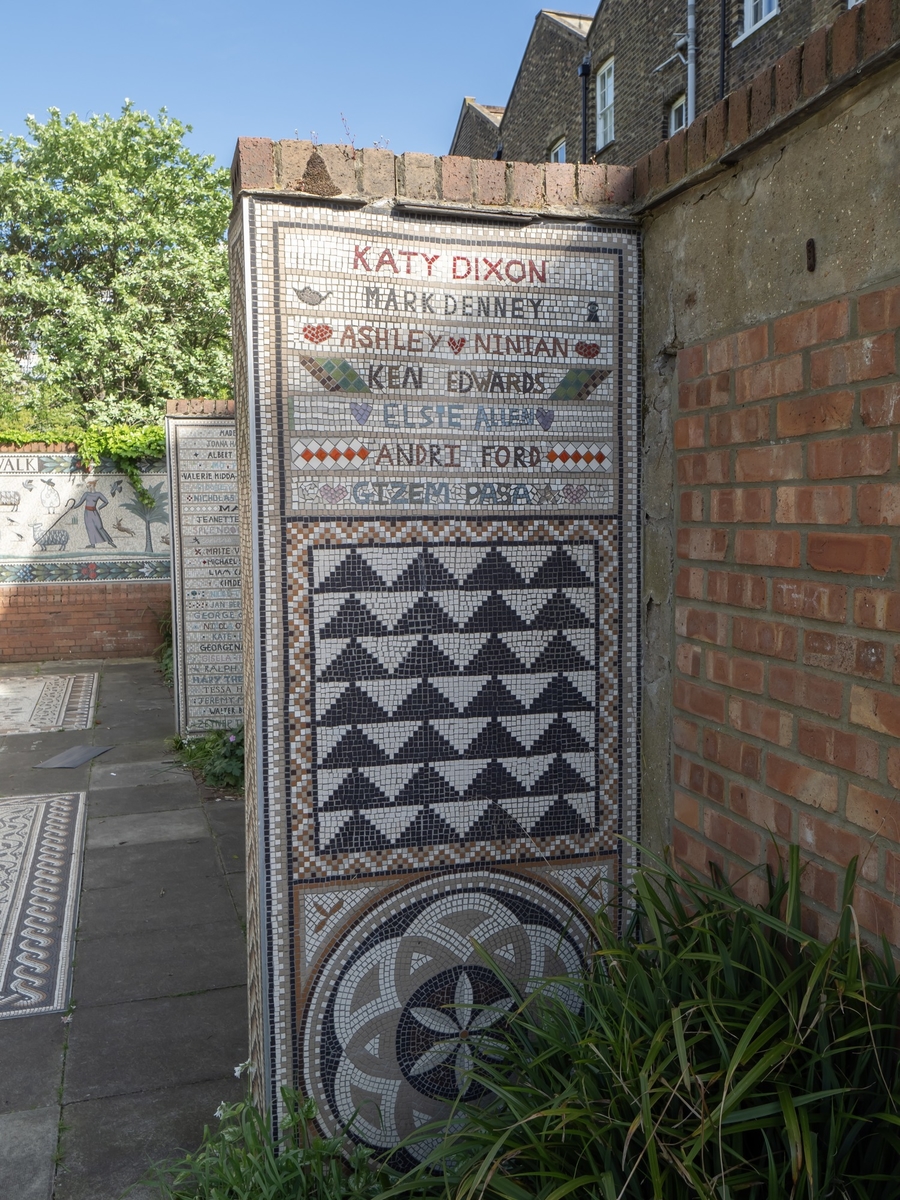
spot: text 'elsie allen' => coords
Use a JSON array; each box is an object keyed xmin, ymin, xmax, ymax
[{"xmin": 352, "ymin": 246, "xmax": 547, "ymax": 283}]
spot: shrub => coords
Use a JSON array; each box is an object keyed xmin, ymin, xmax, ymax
[{"xmin": 403, "ymin": 848, "xmax": 900, "ymax": 1200}]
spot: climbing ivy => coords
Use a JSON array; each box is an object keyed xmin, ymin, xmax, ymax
[{"xmin": 0, "ymin": 423, "xmax": 166, "ymax": 507}]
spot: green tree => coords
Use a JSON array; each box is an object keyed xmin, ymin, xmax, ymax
[
  {"xmin": 120, "ymin": 479, "xmax": 169, "ymax": 554},
  {"xmin": 0, "ymin": 103, "xmax": 232, "ymax": 425}
]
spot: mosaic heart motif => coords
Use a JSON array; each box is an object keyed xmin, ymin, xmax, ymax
[
  {"xmin": 535, "ymin": 407, "xmax": 555, "ymax": 431},
  {"xmin": 448, "ymin": 337, "xmax": 466, "ymax": 355},
  {"xmin": 303, "ymin": 324, "xmax": 333, "ymax": 344},
  {"xmin": 350, "ymin": 403, "xmax": 372, "ymax": 425},
  {"xmin": 319, "ymin": 484, "xmax": 347, "ymax": 504},
  {"xmin": 575, "ymin": 341, "xmax": 600, "ymax": 359},
  {"xmin": 561, "ymin": 483, "xmax": 588, "ymax": 504}
]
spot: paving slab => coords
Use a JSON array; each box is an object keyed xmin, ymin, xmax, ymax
[
  {"xmin": 73, "ymin": 920, "xmax": 247, "ymax": 1006},
  {"xmin": 63, "ymin": 987, "xmax": 248, "ymax": 1103},
  {"xmin": 88, "ymin": 761, "xmax": 191, "ymax": 792},
  {"xmin": 81, "ymin": 838, "xmax": 224, "ymax": 892},
  {"xmin": 76, "ymin": 873, "xmax": 239, "ymax": 938},
  {"xmin": 85, "ymin": 739, "xmax": 172, "ymax": 766},
  {"xmin": 86, "ymin": 808, "xmax": 209, "ymax": 850},
  {"xmin": 0, "ymin": 1106, "xmax": 59, "ymax": 1200},
  {"xmin": 225, "ymin": 872, "xmax": 248, "ymax": 928},
  {"xmin": 86, "ymin": 778, "xmax": 199, "ymax": 819},
  {"xmin": 0, "ymin": 1014, "xmax": 67, "ymax": 1114},
  {"xmin": 205, "ymin": 801, "xmax": 246, "ymax": 874},
  {"xmin": 55, "ymin": 1077, "xmax": 243, "ymax": 1200},
  {"xmin": 0, "ymin": 762, "xmax": 93, "ymax": 795}
]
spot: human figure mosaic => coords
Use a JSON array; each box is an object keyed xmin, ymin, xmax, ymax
[{"xmin": 230, "ymin": 196, "xmax": 640, "ymax": 1149}]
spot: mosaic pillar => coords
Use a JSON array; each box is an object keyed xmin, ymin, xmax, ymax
[
  {"xmin": 166, "ymin": 417, "xmax": 243, "ymax": 736},
  {"xmin": 230, "ymin": 194, "xmax": 640, "ymax": 1156}
]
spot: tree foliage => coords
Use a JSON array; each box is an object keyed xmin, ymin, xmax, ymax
[{"xmin": 0, "ymin": 103, "xmax": 232, "ymax": 424}]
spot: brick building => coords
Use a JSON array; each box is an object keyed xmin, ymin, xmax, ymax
[{"xmin": 450, "ymin": 0, "xmax": 850, "ymax": 166}]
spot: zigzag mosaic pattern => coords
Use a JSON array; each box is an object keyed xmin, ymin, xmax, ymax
[{"xmin": 310, "ymin": 543, "xmax": 604, "ymax": 854}]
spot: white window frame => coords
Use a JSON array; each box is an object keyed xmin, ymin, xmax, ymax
[
  {"xmin": 549, "ymin": 138, "xmax": 566, "ymax": 163},
  {"xmin": 669, "ymin": 94, "xmax": 687, "ymax": 136},
  {"xmin": 733, "ymin": 0, "xmax": 778, "ymax": 45},
  {"xmin": 596, "ymin": 58, "xmax": 615, "ymax": 150}
]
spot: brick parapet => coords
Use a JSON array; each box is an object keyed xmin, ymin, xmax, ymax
[
  {"xmin": 673, "ymin": 281, "xmax": 900, "ymax": 944},
  {"xmin": 230, "ymin": 143, "xmax": 634, "ymax": 212},
  {"xmin": 165, "ymin": 398, "xmax": 236, "ymax": 417},
  {"xmin": 632, "ymin": 0, "xmax": 900, "ymax": 211},
  {"xmin": 0, "ymin": 583, "xmax": 170, "ymax": 662}
]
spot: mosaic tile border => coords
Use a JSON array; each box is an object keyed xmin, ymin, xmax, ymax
[{"xmin": 0, "ymin": 792, "xmax": 86, "ymax": 1019}]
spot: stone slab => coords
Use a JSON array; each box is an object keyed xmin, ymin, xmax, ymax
[
  {"xmin": 0, "ymin": 1106, "xmax": 59, "ymax": 1200},
  {"xmin": 55, "ymin": 1078, "xmax": 243, "ymax": 1200},
  {"xmin": 63, "ymin": 987, "xmax": 248, "ymax": 1102},
  {"xmin": 85, "ymin": 808, "xmax": 209, "ymax": 850},
  {"xmin": 0, "ymin": 1014, "xmax": 66, "ymax": 1113}
]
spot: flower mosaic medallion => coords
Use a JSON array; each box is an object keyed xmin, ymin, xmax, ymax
[{"xmin": 301, "ymin": 870, "xmax": 590, "ymax": 1167}]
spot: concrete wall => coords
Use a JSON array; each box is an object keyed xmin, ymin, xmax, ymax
[{"xmin": 642, "ymin": 47, "xmax": 900, "ymax": 942}]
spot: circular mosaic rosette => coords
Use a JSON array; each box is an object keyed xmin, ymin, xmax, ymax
[{"xmin": 301, "ymin": 870, "xmax": 590, "ymax": 1167}]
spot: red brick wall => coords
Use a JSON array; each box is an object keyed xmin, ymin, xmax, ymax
[
  {"xmin": 674, "ymin": 281, "xmax": 900, "ymax": 944},
  {"xmin": 0, "ymin": 583, "xmax": 170, "ymax": 662}
]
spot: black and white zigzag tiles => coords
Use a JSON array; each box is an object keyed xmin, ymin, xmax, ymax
[{"xmin": 309, "ymin": 544, "xmax": 604, "ymax": 853}]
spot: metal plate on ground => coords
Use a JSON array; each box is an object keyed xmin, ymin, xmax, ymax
[
  {"xmin": 34, "ymin": 746, "xmax": 112, "ymax": 769},
  {"xmin": 0, "ymin": 793, "xmax": 87, "ymax": 1018},
  {"xmin": 0, "ymin": 674, "xmax": 98, "ymax": 735}
]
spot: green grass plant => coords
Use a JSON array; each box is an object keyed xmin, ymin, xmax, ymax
[
  {"xmin": 144, "ymin": 1090, "xmax": 390, "ymax": 1200},
  {"xmin": 398, "ymin": 847, "xmax": 900, "ymax": 1200}
]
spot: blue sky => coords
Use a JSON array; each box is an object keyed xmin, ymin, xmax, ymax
[{"xmin": 0, "ymin": 0, "xmax": 556, "ymax": 166}]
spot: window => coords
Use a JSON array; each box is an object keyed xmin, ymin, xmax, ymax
[
  {"xmin": 596, "ymin": 58, "xmax": 615, "ymax": 149},
  {"xmin": 549, "ymin": 138, "xmax": 566, "ymax": 163},
  {"xmin": 736, "ymin": 0, "xmax": 778, "ymax": 40},
  {"xmin": 669, "ymin": 94, "xmax": 687, "ymax": 136}
]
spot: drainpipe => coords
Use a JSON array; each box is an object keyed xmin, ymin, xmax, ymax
[
  {"xmin": 687, "ymin": 0, "xmax": 697, "ymax": 125},
  {"xmin": 719, "ymin": 0, "xmax": 727, "ymax": 98},
  {"xmin": 578, "ymin": 55, "xmax": 591, "ymax": 163}
]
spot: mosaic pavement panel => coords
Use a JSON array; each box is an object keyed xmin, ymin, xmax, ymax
[
  {"xmin": 231, "ymin": 198, "xmax": 640, "ymax": 1130},
  {"xmin": 0, "ymin": 793, "xmax": 86, "ymax": 1019},
  {"xmin": 0, "ymin": 674, "xmax": 98, "ymax": 735},
  {"xmin": 300, "ymin": 868, "xmax": 592, "ymax": 1168}
]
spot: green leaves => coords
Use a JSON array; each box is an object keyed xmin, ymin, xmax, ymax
[
  {"xmin": 0, "ymin": 103, "xmax": 231, "ymax": 423},
  {"xmin": 390, "ymin": 853, "xmax": 900, "ymax": 1200}
]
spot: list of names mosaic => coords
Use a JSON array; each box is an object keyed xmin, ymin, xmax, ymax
[{"xmin": 166, "ymin": 418, "xmax": 243, "ymax": 735}]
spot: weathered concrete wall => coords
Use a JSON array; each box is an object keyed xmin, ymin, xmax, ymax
[{"xmin": 642, "ymin": 56, "xmax": 900, "ymax": 941}]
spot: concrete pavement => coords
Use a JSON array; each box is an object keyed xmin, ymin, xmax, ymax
[{"xmin": 0, "ymin": 659, "xmax": 247, "ymax": 1200}]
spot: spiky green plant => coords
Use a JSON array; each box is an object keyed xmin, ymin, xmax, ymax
[{"xmin": 398, "ymin": 848, "xmax": 900, "ymax": 1200}]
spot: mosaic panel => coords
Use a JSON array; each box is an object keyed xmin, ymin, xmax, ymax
[
  {"xmin": 0, "ymin": 793, "xmax": 86, "ymax": 1018},
  {"xmin": 231, "ymin": 197, "xmax": 640, "ymax": 1139},
  {"xmin": 166, "ymin": 418, "xmax": 244, "ymax": 735},
  {"xmin": 300, "ymin": 869, "xmax": 591, "ymax": 1168},
  {"xmin": 0, "ymin": 453, "xmax": 169, "ymax": 584},
  {"xmin": 0, "ymin": 674, "xmax": 98, "ymax": 735},
  {"xmin": 286, "ymin": 519, "xmax": 619, "ymax": 880}
]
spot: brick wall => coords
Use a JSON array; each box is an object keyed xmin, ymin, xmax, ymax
[
  {"xmin": 674, "ymin": 282, "xmax": 900, "ymax": 943},
  {"xmin": 496, "ymin": 13, "xmax": 587, "ymax": 163},
  {"xmin": 0, "ymin": 583, "xmax": 170, "ymax": 662}
]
